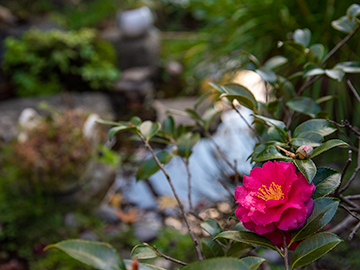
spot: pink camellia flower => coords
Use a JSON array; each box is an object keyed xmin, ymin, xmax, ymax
[{"xmin": 235, "ymin": 161, "xmax": 315, "ymax": 236}]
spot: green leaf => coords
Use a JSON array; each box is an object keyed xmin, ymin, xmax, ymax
[
  {"xmin": 286, "ymin": 97, "xmax": 321, "ymax": 118},
  {"xmin": 291, "ymin": 232, "xmax": 342, "ymax": 269},
  {"xmin": 129, "ymin": 116, "xmax": 142, "ymax": 127},
  {"xmin": 176, "ymin": 132, "xmax": 200, "ymax": 158},
  {"xmin": 293, "ymin": 159, "xmax": 317, "ymax": 183},
  {"xmin": 131, "ymin": 244, "xmax": 159, "ymax": 260},
  {"xmin": 45, "ymin": 240, "xmax": 125, "ymax": 270},
  {"xmin": 290, "ymin": 132, "xmax": 323, "ymax": 147},
  {"xmin": 304, "ymin": 67, "xmax": 325, "ymax": 77},
  {"xmin": 136, "ymin": 151, "xmax": 173, "ymax": 181},
  {"xmin": 278, "ymin": 76, "xmax": 296, "ymax": 99},
  {"xmin": 291, "ymin": 198, "xmax": 339, "ymax": 243},
  {"xmin": 311, "ymin": 139, "xmax": 349, "ymax": 158},
  {"xmin": 308, "ymin": 44, "xmax": 325, "ymax": 63},
  {"xmin": 282, "ymin": 41, "xmax": 306, "ymax": 55},
  {"xmin": 253, "ymin": 115, "xmax": 287, "ymax": 134},
  {"xmin": 201, "ymin": 220, "xmax": 223, "ymax": 237},
  {"xmin": 124, "ymin": 260, "xmax": 166, "ymax": 270},
  {"xmin": 347, "ymin": 4, "xmax": 360, "ymax": 21},
  {"xmin": 185, "ymin": 108, "xmax": 205, "ymax": 127},
  {"xmin": 263, "ymin": 55, "xmax": 288, "ymax": 70},
  {"xmin": 331, "ymin": 15, "xmax": 356, "ymax": 33},
  {"xmin": 293, "ymin": 28, "xmax": 311, "ymax": 47},
  {"xmin": 201, "ymin": 238, "xmax": 225, "ymax": 259},
  {"xmin": 221, "ymin": 84, "xmax": 258, "ymax": 111},
  {"xmin": 325, "ymin": 69, "xmax": 345, "ymax": 82},
  {"xmin": 96, "ymin": 119, "xmax": 124, "ymax": 126},
  {"xmin": 214, "ymin": 231, "xmax": 278, "ymax": 252},
  {"xmin": 226, "ymin": 242, "xmax": 254, "ymax": 258},
  {"xmin": 239, "ymin": 257, "xmax": 267, "ymax": 270},
  {"xmin": 182, "ymin": 257, "xmax": 251, "ymax": 270},
  {"xmin": 239, "ymin": 50, "xmax": 261, "ymax": 67},
  {"xmin": 293, "ymin": 119, "xmax": 336, "ymax": 137},
  {"xmin": 209, "ymin": 82, "xmax": 226, "ymax": 94},
  {"xmin": 162, "ymin": 116, "xmax": 175, "ymax": 138},
  {"xmin": 333, "ymin": 61, "xmax": 360, "ymax": 73},
  {"xmin": 108, "ymin": 125, "xmax": 138, "ymax": 139},
  {"xmin": 255, "ymin": 68, "xmax": 277, "ymax": 83},
  {"xmin": 252, "ymin": 145, "xmax": 292, "ymax": 163},
  {"xmin": 316, "ymin": 95, "xmax": 336, "ymax": 104},
  {"xmin": 312, "ymin": 168, "xmax": 341, "ymax": 199},
  {"xmin": 139, "ymin": 121, "xmax": 161, "ymax": 141}
]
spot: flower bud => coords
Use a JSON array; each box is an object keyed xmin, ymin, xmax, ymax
[{"xmin": 296, "ymin": 145, "xmax": 314, "ymax": 160}]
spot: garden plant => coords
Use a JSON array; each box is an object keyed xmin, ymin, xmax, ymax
[{"xmin": 45, "ymin": 4, "xmax": 360, "ymax": 270}]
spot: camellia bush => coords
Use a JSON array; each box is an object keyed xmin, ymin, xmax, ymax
[{"xmin": 45, "ymin": 4, "xmax": 360, "ymax": 270}]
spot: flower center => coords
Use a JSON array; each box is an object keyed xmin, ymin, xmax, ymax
[{"xmin": 257, "ymin": 182, "xmax": 284, "ymax": 201}]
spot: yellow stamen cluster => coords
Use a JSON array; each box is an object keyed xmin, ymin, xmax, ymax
[{"xmin": 257, "ymin": 182, "xmax": 284, "ymax": 201}]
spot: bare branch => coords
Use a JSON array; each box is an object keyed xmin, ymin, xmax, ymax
[
  {"xmin": 151, "ymin": 245, "xmax": 188, "ymax": 266},
  {"xmin": 232, "ymin": 104, "xmax": 261, "ymax": 143},
  {"xmin": 182, "ymin": 158, "xmax": 193, "ymax": 211},
  {"xmin": 347, "ymin": 80, "xmax": 360, "ymax": 104},
  {"xmin": 139, "ymin": 134, "xmax": 204, "ymax": 260}
]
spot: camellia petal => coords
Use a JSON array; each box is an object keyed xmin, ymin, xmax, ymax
[{"xmin": 234, "ymin": 161, "xmax": 315, "ymax": 247}]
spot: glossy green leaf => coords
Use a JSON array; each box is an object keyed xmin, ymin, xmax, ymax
[
  {"xmin": 291, "ymin": 131, "xmax": 323, "ymax": 147},
  {"xmin": 176, "ymin": 132, "xmax": 200, "ymax": 158},
  {"xmin": 333, "ymin": 61, "xmax": 360, "ymax": 73},
  {"xmin": 45, "ymin": 240, "xmax": 125, "ymax": 270},
  {"xmin": 293, "ymin": 28, "xmax": 311, "ymax": 47},
  {"xmin": 136, "ymin": 151, "xmax": 173, "ymax": 181},
  {"xmin": 282, "ymin": 41, "xmax": 305, "ymax": 55},
  {"xmin": 201, "ymin": 220, "xmax": 223, "ymax": 237},
  {"xmin": 108, "ymin": 125, "xmax": 138, "ymax": 139},
  {"xmin": 286, "ymin": 97, "xmax": 321, "ymax": 118},
  {"xmin": 182, "ymin": 257, "xmax": 251, "ymax": 270},
  {"xmin": 209, "ymin": 82, "xmax": 226, "ymax": 94},
  {"xmin": 239, "ymin": 257, "xmax": 267, "ymax": 270},
  {"xmin": 311, "ymin": 139, "xmax": 349, "ymax": 158},
  {"xmin": 255, "ymin": 68, "xmax": 277, "ymax": 83},
  {"xmin": 308, "ymin": 44, "xmax": 325, "ymax": 63},
  {"xmin": 325, "ymin": 69, "xmax": 345, "ymax": 82},
  {"xmin": 130, "ymin": 244, "xmax": 159, "ymax": 260},
  {"xmin": 162, "ymin": 116, "xmax": 175, "ymax": 138},
  {"xmin": 221, "ymin": 83, "xmax": 258, "ymax": 111},
  {"xmin": 331, "ymin": 15, "xmax": 356, "ymax": 33},
  {"xmin": 129, "ymin": 116, "xmax": 142, "ymax": 127},
  {"xmin": 293, "ymin": 159, "xmax": 317, "ymax": 183},
  {"xmin": 347, "ymin": 4, "xmax": 360, "ymax": 20},
  {"xmin": 214, "ymin": 231, "xmax": 278, "ymax": 252},
  {"xmin": 239, "ymin": 50, "xmax": 261, "ymax": 67},
  {"xmin": 226, "ymin": 242, "xmax": 254, "ymax": 258},
  {"xmin": 96, "ymin": 119, "xmax": 125, "ymax": 126},
  {"xmin": 201, "ymin": 238, "xmax": 225, "ymax": 259},
  {"xmin": 263, "ymin": 55, "xmax": 288, "ymax": 70},
  {"xmin": 291, "ymin": 232, "xmax": 342, "ymax": 269},
  {"xmin": 252, "ymin": 145, "xmax": 292, "ymax": 162},
  {"xmin": 253, "ymin": 115, "xmax": 287, "ymax": 133},
  {"xmin": 293, "ymin": 119, "xmax": 336, "ymax": 137},
  {"xmin": 291, "ymin": 198, "xmax": 339, "ymax": 243},
  {"xmin": 312, "ymin": 168, "xmax": 341, "ymax": 199},
  {"xmin": 304, "ymin": 68, "xmax": 325, "ymax": 77},
  {"xmin": 139, "ymin": 121, "xmax": 161, "ymax": 141},
  {"xmin": 185, "ymin": 109, "xmax": 205, "ymax": 127},
  {"xmin": 124, "ymin": 260, "xmax": 166, "ymax": 270},
  {"xmin": 278, "ymin": 76, "xmax": 296, "ymax": 99},
  {"xmin": 316, "ymin": 95, "xmax": 336, "ymax": 104}
]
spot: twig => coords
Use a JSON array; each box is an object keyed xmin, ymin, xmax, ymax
[
  {"xmin": 216, "ymin": 178, "xmax": 234, "ymax": 197},
  {"xmin": 328, "ymin": 215, "xmax": 358, "ymax": 234},
  {"xmin": 347, "ymin": 80, "xmax": 360, "ymax": 104},
  {"xmin": 205, "ymin": 131, "xmax": 241, "ymax": 179},
  {"xmin": 339, "ymin": 204, "xmax": 360, "ymax": 222},
  {"xmin": 349, "ymin": 221, "xmax": 360, "ymax": 240},
  {"xmin": 150, "ymin": 245, "xmax": 188, "ymax": 266},
  {"xmin": 282, "ymin": 232, "xmax": 289, "ymax": 270},
  {"xmin": 138, "ymin": 134, "xmax": 204, "ymax": 260},
  {"xmin": 335, "ymin": 150, "xmax": 352, "ymax": 195},
  {"xmin": 339, "ymin": 138, "xmax": 360, "ymax": 194},
  {"xmin": 327, "ymin": 119, "xmax": 356, "ymax": 149},
  {"xmin": 339, "ymin": 194, "xmax": 359, "ymax": 208},
  {"xmin": 345, "ymin": 195, "xmax": 360, "ymax": 200},
  {"xmin": 182, "ymin": 158, "xmax": 193, "ymax": 211},
  {"xmin": 232, "ymin": 103, "xmax": 261, "ymax": 143}
]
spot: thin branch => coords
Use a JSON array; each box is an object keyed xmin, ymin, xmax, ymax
[
  {"xmin": 138, "ymin": 134, "xmax": 204, "ymax": 261},
  {"xmin": 339, "ymin": 204, "xmax": 360, "ymax": 222},
  {"xmin": 297, "ymin": 75, "xmax": 323, "ymax": 97},
  {"xmin": 205, "ymin": 130, "xmax": 241, "ymax": 179},
  {"xmin": 282, "ymin": 232, "xmax": 289, "ymax": 270},
  {"xmin": 335, "ymin": 150, "xmax": 352, "ymax": 195},
  {"xmin": 182, "ymin": 158, "xmax": 193, "ymax": 211},
  {"xmin": 349, "ymin": 221, "xmax": 360, "ymax": 241},
  {"xmin": 339, "ymin": 194, "xmax": 359, "ymax": 208},
  {"xmin": 344, "ymin": 195, "xmax": 360, "ymax": 200},
  {"xmin": 347, "ymin": 80, "xmax": 360, "ymax": 104},
  {"xmin": 151, "ymin": 245, "xmax": 188, "ymax": 266},
  {"xmin": 216, "ymin": 178, "xmax": 234, "ymax": 197},
  {"xmin": 232, "ymin": 104, "xmax": 261, "ymax": 143},
  {"xmin": 327, "ymin": 119, "xmax": 357, "ymax": 149},
  {"xmin": 328, "ymin": 215, "xmax": 358, "ymax": 234}
]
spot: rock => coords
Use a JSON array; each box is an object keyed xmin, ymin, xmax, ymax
[
  {"xmin": 0, "ymin": 92, "xmax": 114, "ymax": 141},
  {"xmin": 116, "ymin": 7, "xmax": 153, "ymax": 39},
  {"xmin": 95, "ymin": 205, "xmax": 120, "ymax": 225}
]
